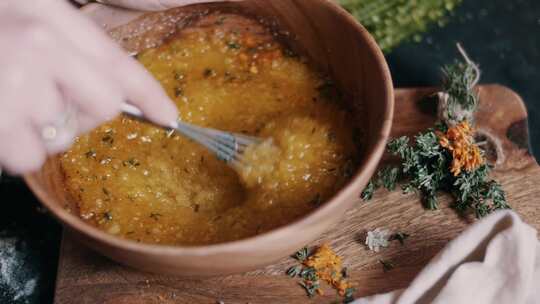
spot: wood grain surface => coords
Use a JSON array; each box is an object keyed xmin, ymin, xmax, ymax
[{"xmin": 54, "ymin": 85, "xmax": 540, "ymax": 304}]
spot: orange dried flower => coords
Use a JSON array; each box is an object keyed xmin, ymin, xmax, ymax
[
  {"xmin": 437, "ymin": 121, "xmax": 484, "ymax": 176},
  {"xmin": 303, "ymin": 244, "xmax": 352, "ymax": 296}
]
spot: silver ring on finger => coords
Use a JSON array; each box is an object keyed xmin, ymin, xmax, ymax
[{"xmin": 40, "ymin": 103, "xmax": 78, "ymax": 150}]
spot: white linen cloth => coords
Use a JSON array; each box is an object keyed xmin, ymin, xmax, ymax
[{"xmin": 354, "ymin": 211, "xmax": 540, "ymax": 304}]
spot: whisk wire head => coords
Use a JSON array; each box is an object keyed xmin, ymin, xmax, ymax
[
  {"xmin": 172, "ymin": 120, "xmax": 262, "ymax": 167},
  {"xmin": 121, "ymin": 102, "xmax": 262, "ymax": 169}
]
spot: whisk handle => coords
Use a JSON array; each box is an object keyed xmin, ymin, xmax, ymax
[
  {"xmin": 121, "ymin": 103, "xmax": 145, "ymax": 121},
  {"xmin": 120, "ymin": 103, "xmax": 178, "ymax": 129}
]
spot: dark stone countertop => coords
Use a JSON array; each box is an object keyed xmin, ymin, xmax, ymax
[
  {"xmin": 1, "ymin": 0, "xmax": 539, "ymax": 303},
  {"xmin": 387, "ymin": 0, "xmax": 540, "ymax": 158}
]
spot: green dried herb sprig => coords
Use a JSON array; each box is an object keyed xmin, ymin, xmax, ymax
[
  {"xmin": 379, "ymin": 259, "xmax": 395, "ymax": 272},
  {"xmin": 389, "ymin": 232, "xmax": 410, "ymax": 245}
]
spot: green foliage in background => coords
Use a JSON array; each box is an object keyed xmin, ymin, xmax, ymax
[{"xmin": 339, "ymin": 0, "xmax": 462, "ymax": 52}]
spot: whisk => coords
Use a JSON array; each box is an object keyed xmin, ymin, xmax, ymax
[{"xmin": 121, "ymin": 103, "xmax": 262, "ymax": 168}]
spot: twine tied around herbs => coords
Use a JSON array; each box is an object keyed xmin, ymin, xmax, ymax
[
  {"xmin": 437, "ymin": 43, "xmax": 504, "ymax": 165},
  {"xmin": 437, "ymin": 43, "xmax": 481, "ymax": 127}
]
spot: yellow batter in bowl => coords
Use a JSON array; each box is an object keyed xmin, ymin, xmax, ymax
[{"xmin": 61, "ymin": 13, "xmax": 361, "ymax": 245}]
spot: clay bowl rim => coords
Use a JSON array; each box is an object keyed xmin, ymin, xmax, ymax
[{"xmin": 24, "ymin": 0, "xmax": 394, "ymax": 257}]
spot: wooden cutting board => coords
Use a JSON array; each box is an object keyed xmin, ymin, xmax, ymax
[{"xmin": 53, "ymin": 85, "xmax": 540, "ymax": 304}]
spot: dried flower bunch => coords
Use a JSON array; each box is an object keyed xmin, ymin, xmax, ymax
[{"xmin": 361, "ymin": 45, "xmax": 510, "ymax": 218}]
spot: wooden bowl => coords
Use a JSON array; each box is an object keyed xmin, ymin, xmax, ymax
[{"xmin": 24, "ymin": 0, "xmax": 393, "ymax": 276}]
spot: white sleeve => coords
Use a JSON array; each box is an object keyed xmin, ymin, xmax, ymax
[{"xmin": 94, "ymin": 0, "xmax": 241, "ymax": 12}]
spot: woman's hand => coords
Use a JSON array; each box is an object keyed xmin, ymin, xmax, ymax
[
  {"xmin": 79, "ymin": 0, "xmax": 242, "ymax": 11},
  {"xmin": 0, "ymin": 0, "xmax": 178, "ymax": 174}
]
